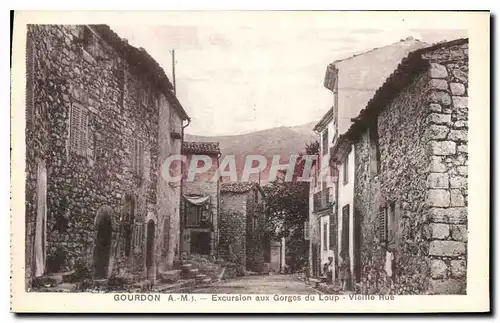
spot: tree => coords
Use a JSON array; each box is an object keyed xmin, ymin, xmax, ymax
[{"xmin": 262, "ymin": 140, "xmax": 319, "ymax": 272}]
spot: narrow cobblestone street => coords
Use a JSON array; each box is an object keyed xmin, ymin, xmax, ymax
[{"xmin": 182, "ymin": 274, "xmax": 316, "ymax": 294}]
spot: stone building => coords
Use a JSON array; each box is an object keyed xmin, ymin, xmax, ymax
[
  {"xmin": 219, "ymin": 183, "xmax": 271, "ymax": 272},
  {"xmin": 25, "ymin": 24, "xmax": 190, "ymax": 287},
  {"xmin": 309, "ymin": 110, "xmax": 335, "ymax": 278},
  {"xmin": 330, "ymin": 38, "xmax": 469, "ymax": 294},
  {"xmin": 308, "ymin": 37, "xmax": 429, "ymax": 280},
  {"xmin": 180, "ymin": 141, "xmax": 221, "ymax": 257}
]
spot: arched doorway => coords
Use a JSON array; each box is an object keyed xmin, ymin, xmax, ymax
[
  {"xmin": 146, "ymin": 219, "xmax": 155, "ymax": 280},
  {"xmin": 94, "ymin": 206, "xmax": 113, "ymax": 279}
]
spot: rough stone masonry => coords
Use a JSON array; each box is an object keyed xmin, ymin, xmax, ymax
[{"xmin": 351, "ymin": 39, "xmax": 468, "ymax": 295}]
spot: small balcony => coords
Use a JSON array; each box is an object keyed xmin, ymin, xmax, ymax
[{"xmin": 313, "ymin": 187, "xmax": 334, "ymax": 213}]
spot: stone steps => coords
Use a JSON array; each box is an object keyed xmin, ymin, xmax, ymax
[
  {"xmin": 34, "ymin": 270, "xmax": 76, "ymax": 286},
  {"xmin": 158, "ymin": 270, "xmax": 181, "ymax": 283}
]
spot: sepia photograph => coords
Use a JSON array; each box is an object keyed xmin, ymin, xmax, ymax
[{"xmin": 10, "ymin": 10, "xmax": 490, "ymax": 313}]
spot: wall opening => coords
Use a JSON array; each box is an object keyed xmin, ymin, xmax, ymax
[
  {"xmin": 146, "ymin": 219, "xmax": 155, "ymax": 280},
  {"xmin": 94, "ymin": 207, "xmax": 113, "ymax": 279}
]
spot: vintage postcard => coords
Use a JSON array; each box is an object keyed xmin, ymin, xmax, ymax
[{"xmin": 10, "ymin": 10, "xmax": 490, "ymax": 313}]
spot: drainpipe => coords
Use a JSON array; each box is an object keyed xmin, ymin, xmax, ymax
[
  {"xmin": 216, "ymin": 152, "xmax": 221, "ymax": 259},
  {"xmin": 178, "ymin": 117, "xmax": 191, "ymax": 260}
]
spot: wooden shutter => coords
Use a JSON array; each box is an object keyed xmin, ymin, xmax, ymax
[
  {"xmin": 323, "ymin": 222, "xmax": 328, "ymax": 250},
  {"xmin": 378, "ymin": 207, "xmax": 387, "ymax": 242},
  {"xmin": 132, "ymin": 139, "xmax": 144, "ymax": 176},
  {"xmin": 80, "ymin": 108, "xmax": 88, "ymax": 154},
  {"xmin": 70, "ymin": 104, "xmax": 89, "ymax": 156}
]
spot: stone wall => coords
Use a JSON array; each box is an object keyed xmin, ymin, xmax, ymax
[
  {"xmin": 422, "ymin": 42, "xmax": 468, "ymax": 294},
  {"xmin": 219, "ymin": 192, "xmax": 247, "ymax": 266},
  {"xmin": 157, "ymin": 92, "xmax": 183, "ymax": 271},
  {"xmin": 25, "ymin": 25, "xmax": 183, "ymax": 285},
  {"xmin": 353, "ymin": 40, "xmax": 468, "ymax": 295}
]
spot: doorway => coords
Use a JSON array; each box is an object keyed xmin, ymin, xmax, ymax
[
  {"xmin": 146, "ymin": 219, "xmax": 155, "ymax": 280},
  {"xmin": 190, "ymin": 231, "xmax": 210, "ymax": 255},
  {"xmin": 94, "ymin": 209, "xmax": 112, "ymax": 279}
]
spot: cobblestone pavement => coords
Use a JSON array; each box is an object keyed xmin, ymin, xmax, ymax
[{"xmin": 182, "ymin": 274, "xmax": 318, "ymax": 294}]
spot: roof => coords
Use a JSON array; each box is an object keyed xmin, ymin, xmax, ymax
[
  {"xmin": 313, "ymin": 107, "xmax": 333, "ymax": 132},
  {"xmin": 319, "ymin": 37, "xmax": 429, "ymax": 136},
  {"xmin": 220, "ymin": 182, "xmax": 265, "ymax": 196},
  {"xmin": 331, "ymin": 38, "xmax": 469, "ymax": 162},
  {"xmin": 91, "ymin": 25, "xmax": 190, "ymax": 121},
  {"xmin": 182, "ymin": 141, "xmax": 221, "ymax": 155}
]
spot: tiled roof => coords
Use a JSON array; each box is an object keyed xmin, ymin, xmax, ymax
[
  {"xmin": 182, "ymin": 141, "xmax": 221, "ymax": 155},
  {"xmin": 331, "ymin": 38, "xmax": 469, "ymax": 163},
  {"xmin": 319, "ymin": 37, "xmax": 430, "ymax": 136},
  {"xmin": 220, "ymin": 182, "xmax": 264, "ymax": 194},
  {"xmin": 91, "ymin": 25, "xmax": 190, "ymax": 121}
]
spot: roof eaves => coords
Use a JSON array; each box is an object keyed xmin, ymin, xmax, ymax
[{"xmin": 341, "ymin": 38, "xmax": 469, "ymax": 144}]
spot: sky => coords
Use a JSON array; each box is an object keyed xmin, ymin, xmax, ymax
[{"xmin": 110, "ymin": 15, "xmax": 466, "ymax": 136}]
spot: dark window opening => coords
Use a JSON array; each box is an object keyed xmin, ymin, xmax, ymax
[
  {"xmin": 322, "ymin": 128, "xmax": 329, "ymax": 155},
  {"xmin": 341, "ymin": 205, "xmax": 350, "ymax": 257},
  {"xmin": 323, "ymin": 222, "xmax": 328, "ymax": 251},
  {"xmin": 343, "ymin": 154, "xmax": 349, "ymax": 185},
  {"xmin": 369, "ymin": 122, "xmax": 380, "ymax": 176}
]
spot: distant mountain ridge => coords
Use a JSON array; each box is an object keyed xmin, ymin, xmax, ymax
[{"xmin": 184, "ymin": 122, "xmax": 318, "ymax": 182}]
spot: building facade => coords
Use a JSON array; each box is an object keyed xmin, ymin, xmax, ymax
[
  {"xmin": 309, "ymin": 109, "xmax": 336, "ymax": 278},
  {"xmin": 308, "ymin": 37, "xmax": 430, "ymax": 282},
  {"xmin": 219, "ymin": 183, "xmax": 272, "ymax": 272},
  {"xmin": 25, "ymin": 24, "xmax": 189, "ymax": 287},
  {"xmin": 331, "ymin": 39, "xmax": 469, "ymax": 294},
  {"xmin": 180, "ymin": 141, "xmax": 221, "ymax": 258}
]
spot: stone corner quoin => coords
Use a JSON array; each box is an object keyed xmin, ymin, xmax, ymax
[{"xmin": 423, "ymin": 43, "xmax": 468, "ymax": 295}]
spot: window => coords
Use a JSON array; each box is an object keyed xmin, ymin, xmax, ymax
[
  {"xmin": 369, "ymin": 123, "xmax": 380, "ymax": 176},
  {"xmin": 70, "ymin": 104, "xmax": 89, "ymax": 156},
  {"xmin": 343, "ymin": 154, "xmax": 349, "ymax": 185},
  {"xmin": 139, "ymin": 85, "xmax": 152, "ymax": 107},
  {"xmin": 133, "ymin": 222, "xmax": 145, "ymax": 253},
  {"xmin": 132, "ymin": 139, "xmax": 145, "ymax": 177},
  {"xmin": 378, "ymin": 206, "xmax": 388, "ymax": 242},
  {"xmin": 322, "ymin": 128, "xmax": 329, "ymax": 155},
  {"xmin": 83, "ymin": 26, "xmax": 97, "ymax": 57},
  {"xmin": 341, "ymin": 204, "xmax": 350, "ymax": 255},
  {"xmin": 118, "ymin": 68, "xmax": 126, "ymax": 106},
  {"xmin": 304, "ymin": 221, "xmax": 310, "ymax": 240},
  {"xmin": 323, "ymin": 222, "xmax": 328, "ymax": 250},
  {"xmin": 185, "ymin": 203, "xmax": 202, "ymax": 227}
]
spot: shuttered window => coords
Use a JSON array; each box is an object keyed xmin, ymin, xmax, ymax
[
  {"xmin": 132, "ymin": 139, "xmax": 144, "ymax": 177},
  {"xmin": 133, "ymin": 222, "xmax": 144, "ymax": 253},
  {"xmin": 70, "ymin": 104, "xmax": 89, "ymax": 156},
  {"xmin": 322, "ymin": 129, "xmax": 329, "ymax": 155},
  {"xmin": 378, "ymin": 206, "xmax": 388, "ymax": 242},
  {"xmin": 343, "ymin": 154, "xmax": 349, "ymax": 185},
  {"xmin": 323, "ymin": 222, "xmax": 328, "ymax": 250}
]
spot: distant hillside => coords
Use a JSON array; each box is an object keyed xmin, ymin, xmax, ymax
[{"xmin": 185, "ymin": 122, "xmax": 318, "ymax": 182}]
